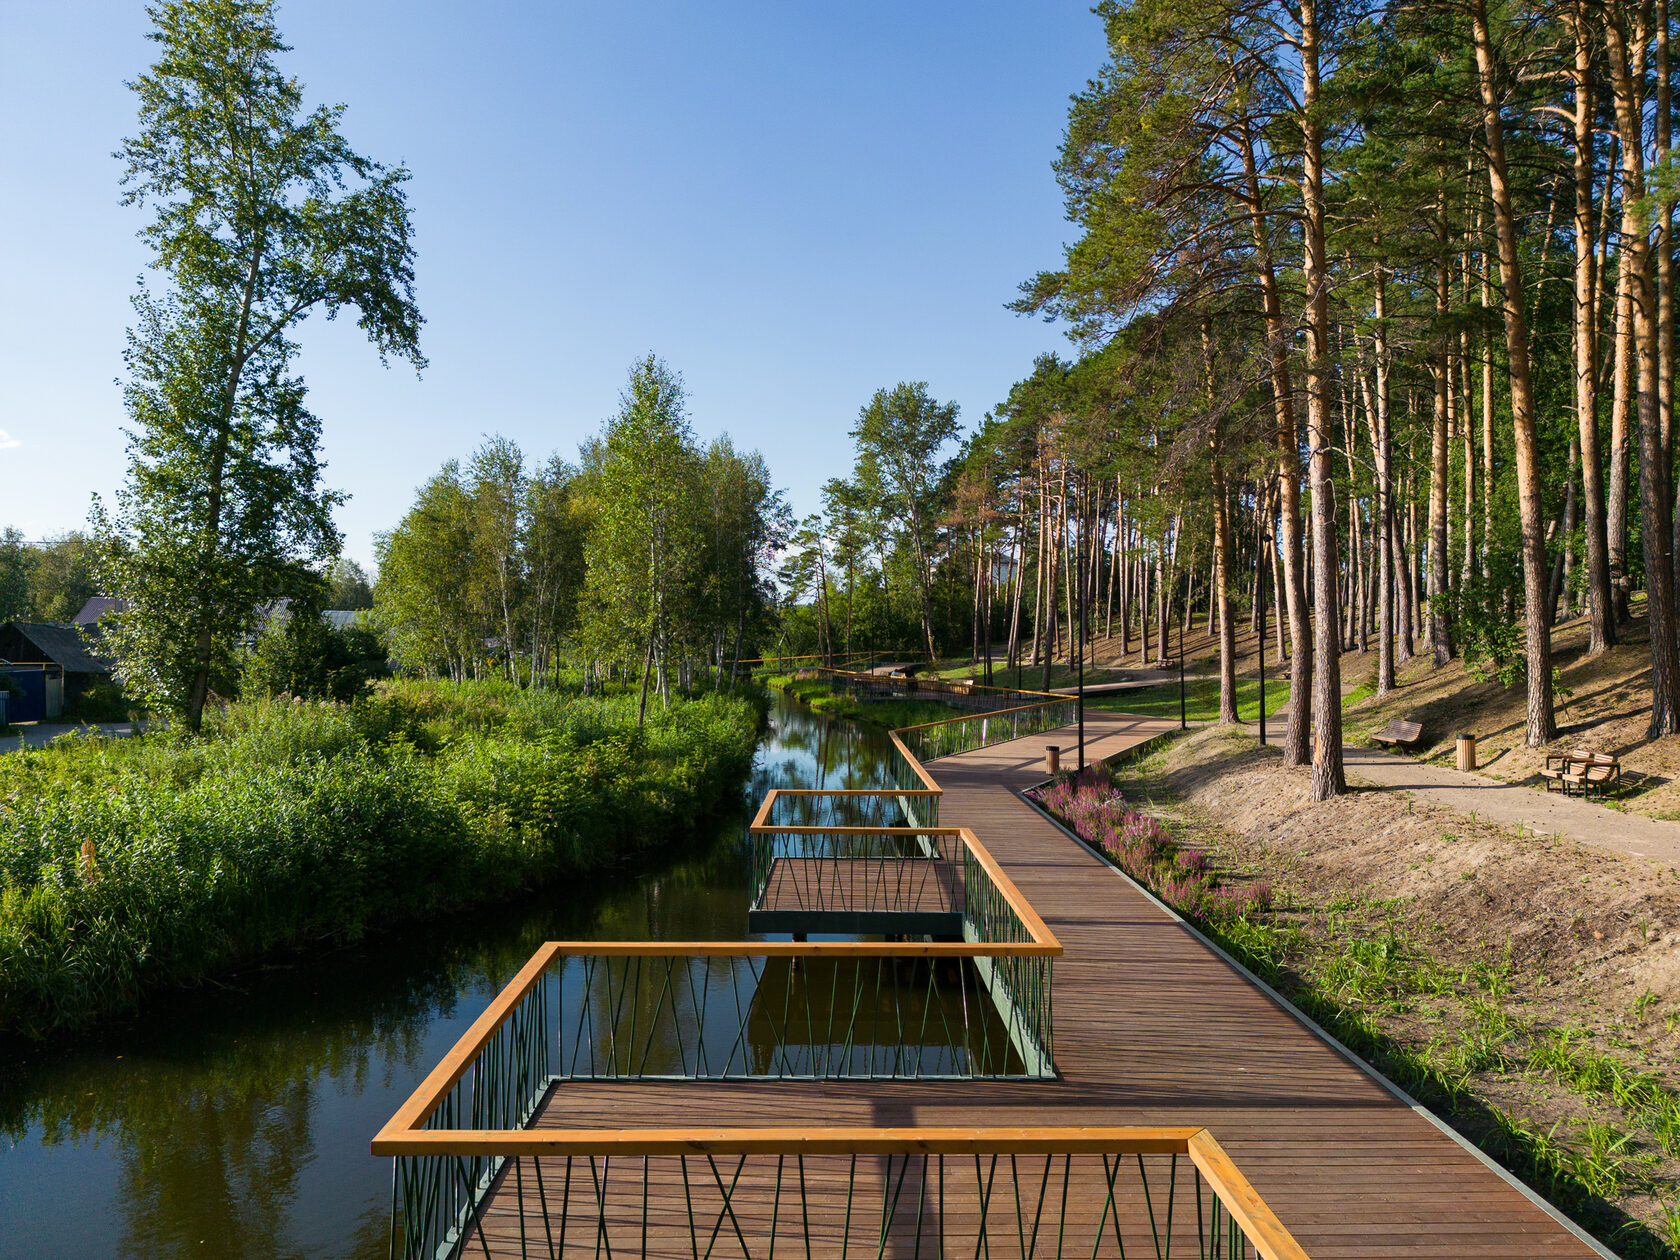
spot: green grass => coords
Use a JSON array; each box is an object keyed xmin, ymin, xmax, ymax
[
  {"xmin": 1093, "ymin": 751, "xmax": 1680, "ymax": 1256},
  {"xmin": 1087, "ymin": 676, "xmax": 1291, "ymax": 723},
  {"xmin": 921, "ymin": 659, "xmax": 1135, "ymax": 691},
  {"xmin": 0, "ymin": 679, "xmax": 764, "ymax": 1038},
  {"xmin": 769, "ymin": 676, "xmax": 963, "ymax": 730}
]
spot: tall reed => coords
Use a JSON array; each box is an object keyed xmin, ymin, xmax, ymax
[{"xmin": 0, "ymin": 681, "xmax": 763, "ymax": 1038}]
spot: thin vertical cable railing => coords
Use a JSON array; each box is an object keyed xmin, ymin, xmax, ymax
[{"xmin": 382, "ymin": 1128, "xmax": 1310, "ymax": 1260}]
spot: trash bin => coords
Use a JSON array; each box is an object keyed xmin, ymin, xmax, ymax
[
  {"xmin": 1456, "ymin": 732, "xmax": 1477, "ymax": 772},
  {"xmin": 1045, "ymin": 744, "xmax": 1062, "ymax": 776}
]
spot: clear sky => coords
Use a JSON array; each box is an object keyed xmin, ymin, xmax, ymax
[{"xmin": 0, "ymin": 1, "xmax": 1099, "ymax": 569}]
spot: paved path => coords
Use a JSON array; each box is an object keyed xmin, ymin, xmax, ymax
[
  {"xmin": 1338, "ymin": 742, "xmax": 1680, "ymax": 869},
  {"xmin": 0, "ymin": 721, "xmax": 134, "ymax": 754}
]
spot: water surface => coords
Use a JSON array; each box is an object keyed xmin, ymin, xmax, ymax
[{"xmin": 0, "ymin": 694, "xmax": 900, "ymax": 1260}]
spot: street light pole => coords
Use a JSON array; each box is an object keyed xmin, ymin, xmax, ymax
[
  {"xmin": 1077, "ymin": 512, "xmax": 1086, "ymax": 772},
  {"xmin": 1258, "ymin": 553, "xmax": 1267, "ymax": 746},
  {"xmin": 1179, "ymin": 613, "xmax": 1187, "ymax": 731}
]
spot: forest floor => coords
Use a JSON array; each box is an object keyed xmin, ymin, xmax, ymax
[
  {"xmin": 930, "ymin": 594, "xmax": 1680, "ymax": 818},
  {"xmin": 1329, "ymin": 602, "xmax": 1680, "ymax": 824},
  {"xmin": 1108, "ymin": 725, "xmax": 1680, "ymax": 1255}
]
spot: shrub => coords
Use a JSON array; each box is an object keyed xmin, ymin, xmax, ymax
[
  {"xmin": 1027, "ymin": 765, "xmax": 1272, "ymax": 927},
  {"xmin": 0, "ymin": 679, "xmax": 762, "ymax": 1037}
]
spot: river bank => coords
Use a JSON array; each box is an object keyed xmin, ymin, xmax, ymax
[
  {"xmin": 0, "ymin": 690, "xmax": 902, "ymax": 1259},
  {"xmin": 0, "ymin": 678, "xmax": 764, "ymax": 1038},
  {"xmin": 762, "ymin": 672, "xmax": 962, "ymax": 730}
]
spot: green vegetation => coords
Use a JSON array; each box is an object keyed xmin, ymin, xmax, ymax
[
  {"xmin": 0, "ymin": 678, "xmax": 762, "ymax": 1038},
  {"xmin": 374, "ymin": 369, "xmax": 788, "ymax": 711},
  {"xmin": 765, "ymin": 675, "xmax": 962, "ymax": 731},
  {"xmin": 0, "ymin": 530, "xmax": 97, "ymax": 625},
  {"xmin": 93, "ymin": 0, "xmax": 424, "ymax": 733},
  {"xmin": 1087, "ymin": 677, "xmax": 1290, "ymax": 724},
  {"xmin": 1097, "ymin": 736, "xmax": 1680, "ymax": 1257}
]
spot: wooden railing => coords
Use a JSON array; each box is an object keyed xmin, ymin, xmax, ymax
[
  {"xmin": 374, "ymin": 676, "xmax": 1309, "ymax": 1260},
  {"xmin": 376, "ymin": 1124, "xmax": 1309, "ymax": 1260}
]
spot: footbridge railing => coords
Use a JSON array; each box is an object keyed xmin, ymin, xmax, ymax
[
  {"xmin": 375, "ymin": 1118, "xmax": 1309, "ymax": 1260},
  {"xmin": 376, "ymin": 675, "xmax": 1308, "ymax": 1260}
]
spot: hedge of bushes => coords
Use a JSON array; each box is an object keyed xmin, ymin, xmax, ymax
[{"xmin": 0, "ymin": 679, "xmax": 764, "ymax": 1038}]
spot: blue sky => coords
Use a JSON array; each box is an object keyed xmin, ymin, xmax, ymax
[{"xmin": 0, "ymin": 1, "xmax": 1100, "ymax": 569}]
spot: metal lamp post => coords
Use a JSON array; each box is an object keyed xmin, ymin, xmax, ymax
[
  {"xmin": 1178, "ymin": 612, "xmax": 1187, "ymax": 731},
  {"xmin": 1077, "ymin": 515, "xmax": 1086, "ymax": 772},
  {"xmin": 1258, "ymin": 548, "xmax": 1267, "ymax": 747}
]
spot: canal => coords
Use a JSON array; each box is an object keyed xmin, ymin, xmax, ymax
[{"xmin": 0, "ymin": 692, "xmax": 902, "ymax": 1260}]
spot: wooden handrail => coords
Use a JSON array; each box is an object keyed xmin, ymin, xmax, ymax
[
  {"xmin": 374, "ymin": 1124, "xmax": 1204, "ymax": 1158},
  {"xmin": 816, "ymin": 666, "xmax": 1065, "ymax": 702},
  {"xmin": 890, "ymin": 694, "xmax": 1070, "ymax": 736},
  {"xmin": 956, "ymin": 825, "xmax": 1059, "ymax": 949},
  {"xmin": 370, "ymin": 1119, "xmax": 1314, "ymax": 1260},
  {"xmin": 539, "ymin": 939, "xmax": 1055, "ymax": 957},
  {"xmin": 748, "ymin": 816, "xmax": 1058, "ymax": 958},
  {"xmin": 376, "ymin": 817, "xmax": 1061, "ymax": 1148},
  {"xmin": 750, "ymin": 787, "xmax": 939, "ymax": 831},
  {"xmin": 378, "ymin": 941, "xmax": 560, "ymax": 1141},
  {"xmin": 887, "ymin": 731, "xmax": 945, "ymax": 792},
  {"xmin": 1187, "ymin": 1129, "xmax": 1313, "ymax": 1260}
]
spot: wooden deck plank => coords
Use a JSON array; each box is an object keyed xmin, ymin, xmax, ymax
[
  {"xmin": 469, "ymin": 711, "xmax": 1601, "ymax": 1259},
  {"xmin": 749, "ymin": 855, "xmax": 965, "ymax": 935}
]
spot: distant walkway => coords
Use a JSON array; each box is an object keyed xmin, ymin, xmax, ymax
[
  {"xmin": 1339, "ymin": 742, "xmax": 1680, "ymax": 870},
  {"xmin": 1051, "ymin": 667, "xmax": 1216, "ymax": 696},
  {"xmin": 0, "ymin": 721, "xmax": 134, "ymax": 755}
]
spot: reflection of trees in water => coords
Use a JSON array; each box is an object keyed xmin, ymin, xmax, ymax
[
  {"xmin": 756, "ymin": 692, "xmax": 902, "ymax": 793},
  {"xmin": 744, "ymin": 958, "xmax": 1021, "ymax": 1078},
  {"xmin": 0, "ymin": 692, "xmax": 883, "ymax": 1258},
  {"xmin": 0, "ymin": 799, "xmax": 755, "ymax": 1258}
]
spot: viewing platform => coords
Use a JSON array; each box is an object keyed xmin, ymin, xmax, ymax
[
  {"xmin": 374, "ymin": 684, "xmax": 1609, "ymax": 1260},
  {"xmin": 747, "ymin": 852, "xmax": 965, "ymax": 937}
]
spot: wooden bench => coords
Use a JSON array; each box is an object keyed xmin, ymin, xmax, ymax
[
  {"xmin": 1563, "ymin": 752, "xmax": 1621, "ymax": 798},
  {"xmin": 1539, "ymin": 748, "xmax": 1591, "ymax": 792},
  {"xmin": 1370, "ymin": 718, "xmax": 1423, "ymax": 749}
]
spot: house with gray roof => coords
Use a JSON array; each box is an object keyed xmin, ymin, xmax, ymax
[{"xmin": 0, "ymin": 620, "xmax": 117, "ymax": 721}]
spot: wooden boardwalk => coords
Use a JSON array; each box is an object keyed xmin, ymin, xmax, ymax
[
  {"xmin": 470, "ymin": 710, "xmax": 1603, "ymax": 1259},
  {"xmin": 749, "ymin": 855, "xmax": 964, "ymax": 935}
]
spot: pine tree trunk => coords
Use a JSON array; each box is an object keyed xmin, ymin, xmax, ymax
[
  {"xmin": 1606, "ymin": 0, "xmax": 1680, "ymax": 734},
  {"xmin": 1473, "ymin": 0, "xmax": 1557, "ymax": 745},
  {"xmin": 1430, "ymin": 236, "xmax": 1455, "ymax": 666},
  {"xmin": 1550, "ymin": 438, "xmax": 1580, "ymax": 622},
  {"xmin": 1139, "ymin": 547, "xmax": 1151, "ymax": 667},
  {"xmin": 1301, "ymin": 0, "xmax": 1344, "ymax": 798},
  {"xmin": 1239, "ymin": 110, "xmax": 1312, "ymax": 767},
  {"xmin": 1570, "ymin": 1, "xmax": 1616, "ymax": 653},
  {"xmin": 1608, "ymin": 258, "xmax": 1635, "ymax": 623}
]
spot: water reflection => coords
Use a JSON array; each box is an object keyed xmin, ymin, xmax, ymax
[{"xmin": 0, "ymin": 694, "xmax": 905, "ymax": 1260}]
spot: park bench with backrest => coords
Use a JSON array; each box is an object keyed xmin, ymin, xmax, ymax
[
  {"xmin": 1561, "ymin": 751, "xmax": 1621, "ymax": 798},
  {"xmin": 1370, "ymin": 718, "xmax": 1423, "ymax": 749},
  {"xmin": 1540, "ymin": 748, "xmax": 1591, "ymax": 792}
]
